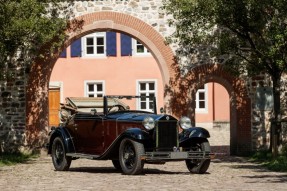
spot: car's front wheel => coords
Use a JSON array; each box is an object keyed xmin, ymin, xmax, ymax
[
  {"xmin": 51, "ymin": 137, "xmax": 72, "ymax": 171},
  {"xmin": 119, "ymin": 138, "xmax": 145, "ymax": 175},
  {"xmin": 185, "ymin": 140, "xmax": 211, "ymax": 174}
]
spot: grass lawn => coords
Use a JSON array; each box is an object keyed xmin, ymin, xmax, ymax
[
  {"xmin": 249, "ymin": 151, "xmax": 287, "ymax": 172},
  {"xmin": 0, "ymin": 152, "xmax": 39, "ymax": 167}
]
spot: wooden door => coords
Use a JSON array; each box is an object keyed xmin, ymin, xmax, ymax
[{"xmin": 49, "ymin": 88, "xmax": 60, "ymax": 127}]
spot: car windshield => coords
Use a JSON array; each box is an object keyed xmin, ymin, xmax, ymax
[{"xmin": 104, "ymin": 95, "xmax": 157, "ymax": 115}]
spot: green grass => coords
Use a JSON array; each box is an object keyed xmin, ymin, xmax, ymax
[
  {"xmin": 0, "ymin": 152, "xmax": 38, "ymax": 167},
  {"xmin": 249, "ymin": 151, "xmax": 287, "ymax": 172}
]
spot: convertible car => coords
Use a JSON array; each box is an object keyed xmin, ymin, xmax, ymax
[{"xmin": 46, "ymin": 95, "xmax": 213, "ymax": 175}]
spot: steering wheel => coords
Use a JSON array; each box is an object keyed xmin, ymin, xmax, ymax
[{"xmin": 108, "ymin": 104, "xmax": 126, "ymax": 113}]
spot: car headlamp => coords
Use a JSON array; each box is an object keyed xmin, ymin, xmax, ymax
[
  {"xmin": 179, "ymin": 116, "xmax": 192, "ymax": 130},
  {"xmin": 143, "ymin": 116, "xmax": 155, "ymax": 130}
]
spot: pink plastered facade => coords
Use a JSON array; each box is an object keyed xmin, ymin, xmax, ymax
[
  {"xmin": 50, "ymin": 32, "xmax": 230, "ymax": 127},
  {"xmin": 195, "ymin": 83, "xmax": 230, "ymax": 127},
  {"xmin": 50, "ymin": 32, "xmax": 164, "ymax": 111}
]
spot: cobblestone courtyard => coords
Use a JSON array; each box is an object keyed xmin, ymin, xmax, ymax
[
  {"xmin": 1, "ymin": 128, "xmax": 286, "ymax": 190},
  {"xmin": 1, "ymin": 153, "xmax": 287, "ymax": 191}
]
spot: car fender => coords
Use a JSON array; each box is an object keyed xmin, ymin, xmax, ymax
[
  {"xmin": 47, "ymin": 126, "xmax": 75, "ymax": 154},
  {"xmin": 98, "ymin": 128, "xmax": 150, "ymax": 160},
  {"xmin": 120, "ymin": 128, "xmax": 150, "ymax": 141},
  {"xmin": 179, "ymin": 127, "xmax": 210, "ymax": 146}
]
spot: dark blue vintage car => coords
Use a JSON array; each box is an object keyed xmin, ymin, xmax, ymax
[{"xmin": 47, "ymin": 95, "xmax": 212, "ymax": 175}]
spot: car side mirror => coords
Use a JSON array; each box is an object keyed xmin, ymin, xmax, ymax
[
  {"xmin": 160, "ymin": 107, "xmax": 166, "ymax": 114},
  {"xmin": 90, "ymin": 108, "xmax": 97, "ymax": 115}
]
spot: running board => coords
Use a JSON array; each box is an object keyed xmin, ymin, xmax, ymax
[{"xmin": 66, "ymin": 153, "xmax": 100, "ymax": 159}]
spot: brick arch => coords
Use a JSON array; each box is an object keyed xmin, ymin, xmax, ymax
[
  {"xmin": 67, "ymin": 11, "xmax": 174, "ymax": 84},
  {"xmin": 25, "ymin": 12, "xmax": 176, "ymax": 146},
  {"xmin": 192, "ymin": 64, "xmax": 251, "ymax": 155},
  {"xmin": 169, "ymin": 64, "xmax": 251, "ymax": 155}
]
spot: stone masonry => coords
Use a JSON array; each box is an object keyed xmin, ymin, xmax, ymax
[{"xmin": 0, "ymin": 0, "xmax": 285, "ymax": 154}]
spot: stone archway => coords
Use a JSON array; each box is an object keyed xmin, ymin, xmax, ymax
[
  {"xmin": 25, "ymin": 12, "xmax": 176, "ymax": 146},
  {"xmin": 191, "ymin": 64, "xmax": 252, "ymax": 155},
  {"xmin": 168, "ymin": 64, "xmax": 251, "ymax": 155}
]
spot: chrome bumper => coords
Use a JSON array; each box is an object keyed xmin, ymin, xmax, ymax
[{"xmin": 141, "ymin": 151, "xmax": 214, "ymax": 161}]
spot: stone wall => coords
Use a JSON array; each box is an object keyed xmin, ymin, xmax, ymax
[
  {"xmin": 0, "ymin": 67, "xmax": 26, "ymax": 152},
  {"xmin": 247, "ymin": 74, "xmax": 287, "ymax": 151},
  {"xmin": 247, "ymin": 75, "xmax": 271, "ymax": 150},
  {"xmin": 72, "ymin": 0, "xmax": 174, "ymax": 38},
  {"xmin": 0, "ymin": 0, "xmax": 284, "ymax": 154}
]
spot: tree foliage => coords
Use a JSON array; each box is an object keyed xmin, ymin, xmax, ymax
[
  {"xmin": 163, "ymin": 0, "xmax": 287, "ymax": 77},
  {"xmin": 163, "ymin": 0, "xmax": 287, "ymax": 155},
  {"xmin": 0, "ymin": 0, "xmax": 75, "ymax": 80}
]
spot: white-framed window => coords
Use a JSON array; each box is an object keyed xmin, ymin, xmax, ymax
[
  {"xmin": 195, "ymin": 84, "xmax": 208, "ymax": 113},
  {"xmin": 84, "ymin": 80, "xmax": 105, "ymax": 97},
  {"xmin": 137, "ymin": 80, "xmax": 157, "ymax": 111},
  {"xmin": 133, "ymin": 39, "xmax": 150, "ymax": 55},
  {"xmin": 82, "ymin": 32, "xmax": 106, "ymax": 57}
]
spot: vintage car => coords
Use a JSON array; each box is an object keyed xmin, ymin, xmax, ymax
[{"xmin": 47, "ymin": 95, "xmax": 213, "ymax": 175}]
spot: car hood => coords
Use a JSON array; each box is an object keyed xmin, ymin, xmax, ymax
[{"xmin": 106, "ymin": 111, "xmax": 177, "ymax": 122}]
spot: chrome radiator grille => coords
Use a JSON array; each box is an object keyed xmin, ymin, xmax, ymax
[{"xmin": 156, "ymin": 120, "xmax": 178, "ymax": 151}]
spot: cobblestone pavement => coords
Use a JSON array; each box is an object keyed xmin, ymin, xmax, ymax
[
  {"xmin": 0, "ymin": 127, "xmax": 284, "ymax": 191},
  {"xmin": 0, "ymin": 154, "xmax": 287, "ymax": 191}
]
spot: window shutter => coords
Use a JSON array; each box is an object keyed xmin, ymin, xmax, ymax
[
  {"xmin": 106, "ymin": 32, "xmax": 117, "ymax": 56},
  {"xmin": 120, "ymin": 33, "xmax": 132, "ymax": 56},
  {"xmin": 59, "ymin": 49, "xmax": 67, "ymax": 58},
  {"xmin": 71, "ymin": 38, "xmax": 82, "ymax": 57}
]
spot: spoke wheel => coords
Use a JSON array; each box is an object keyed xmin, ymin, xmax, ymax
[
  {"xmin": 119, "ymin": 138, "xmax": 144, "ymax": 175},
  {"xmin": 51, "ymin": 137, "xmax": 71, "ymax": 171},
  {"xmin": 185, "ymin": 141, "xmax": 210, "ymax": 174}
]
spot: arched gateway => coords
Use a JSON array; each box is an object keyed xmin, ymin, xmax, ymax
[
  {"xmin": 168, "ymin": 64, "xmax": 252, "ymax": 155},
  {"xmin": 25, "ymin": 11, "xmax": 175, "ymax": 147},
  {"xmin": 189, "ymin": 64, "xmax": 252, "ymax": 155},
  {"xmin": 25, "ymin": 12, "xmax": 251, "ymax": 155}
]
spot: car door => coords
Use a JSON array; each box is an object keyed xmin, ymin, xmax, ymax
[
  {"xmin": 86, "ymin": 116, "xmax": 105, "ymax": 154},
  {"xmin": 72, "ymin": 114, "xmax": 104, "ymax": 155}
]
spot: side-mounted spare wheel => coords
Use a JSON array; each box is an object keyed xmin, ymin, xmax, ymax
[
  {"xmin": 51, "ymin": 137, "xmax": 72, "ymax": 171},
  {"xmin": 185, "ymin": 141, "xmax": 211, "ymax": 174},
  {"xmin": 119, "ymin": 138, "xmax": 145, "ymax": 175}
]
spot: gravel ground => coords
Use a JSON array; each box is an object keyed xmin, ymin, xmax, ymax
[
  {"xmin": 0, "ymin": 154, "xmax": 287, "ymax": 191},
  {"xmin": 1, "ymin": 127, "xmax": 285, "ymax": 191}
]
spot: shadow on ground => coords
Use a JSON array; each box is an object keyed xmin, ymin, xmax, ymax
[
  {"xmin": 68, "ymin": 166, "xmax": 211, "ymax": 175},
  {"xmin": 241, "ymin": 174, "xmax": 287, "ymax": 183}
]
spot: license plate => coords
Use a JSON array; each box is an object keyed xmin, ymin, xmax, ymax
[{"xmin": 170, "ymin": 152, "xmax": 188, "ymax": 159}]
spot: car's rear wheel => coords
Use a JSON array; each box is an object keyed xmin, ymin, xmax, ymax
[
  {"xmin": 51, "ymin": 137, "xmax": 71, "ymax": 171},
  {"xmin": 119, "ymin": 138, "xmax": 145, "ymax": 175},
  {"xmin": 185, "ymin": 140, "xmax": 211, "ymax": 174}
]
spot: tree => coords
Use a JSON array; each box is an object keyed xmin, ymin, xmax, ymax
[
  {"xmin": 0, "ymin": 0, "xmax": 83, "ymax": 152},
  {"xmin": 0, "ymin": 0, "xmax": 76, "ymax": 81},
  {"xmin": 163, "ymin": 0, "xmax": 287, "ymax": 156}
]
